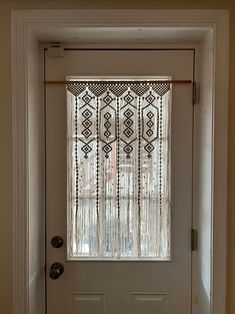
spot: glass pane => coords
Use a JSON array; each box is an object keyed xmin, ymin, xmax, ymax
[{"xmin": 67, "ymin": 79, "xmax": 171, "ymax": 260}]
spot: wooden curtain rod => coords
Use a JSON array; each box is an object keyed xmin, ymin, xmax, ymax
[{"xmin": 44, "ymin": 80, "xmax": 192, "ymax": 85}]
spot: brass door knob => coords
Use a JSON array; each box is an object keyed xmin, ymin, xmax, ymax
[{"xmin": 49, "ymin": 262, "xmax": 64, "ymax": 280}]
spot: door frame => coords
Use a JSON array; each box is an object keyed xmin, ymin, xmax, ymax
[{"xmin": 12, "ymin": 10, "xmax": 229, "ymax": 314}]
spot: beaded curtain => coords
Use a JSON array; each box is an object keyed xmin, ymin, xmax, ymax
[{"xmin": 67, "ymin": 81, "xmax": 171, "ymax": 260}]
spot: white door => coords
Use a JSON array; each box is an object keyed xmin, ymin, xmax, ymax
[{"xmin": 45, "ymin": 49, "xmax": 194, "ymax": 314}]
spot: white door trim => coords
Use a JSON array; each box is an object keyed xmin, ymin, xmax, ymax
[{"xmin": 12, "ymin": 10, "xmax": 229, "ymax": 314}]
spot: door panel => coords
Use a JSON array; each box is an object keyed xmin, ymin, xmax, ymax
[{"xmin": 45, "ymin": 49, "xmax": 193, "ymax": 314}]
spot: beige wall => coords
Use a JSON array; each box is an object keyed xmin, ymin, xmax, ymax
[{"xmin": 0, "ymin": 1, "xmax": 233, "ymax": 314}]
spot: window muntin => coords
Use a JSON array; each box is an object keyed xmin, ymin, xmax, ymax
[{"xmin": 67, "ymin": 78, "xmax": 171, "ymax": 260}]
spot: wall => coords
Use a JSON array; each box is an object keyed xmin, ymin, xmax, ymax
[{"xmin": 0, "ymin": 1, "xmax": 234, "ymax": 314}]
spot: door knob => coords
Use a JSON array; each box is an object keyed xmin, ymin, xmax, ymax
[
  {"xmin": 49, "ymin": 262, "xmax": 64, "ymax": 280},
  {"xmin": 51, "ymin": 235, "xmax": 64, "ymax": 248}
]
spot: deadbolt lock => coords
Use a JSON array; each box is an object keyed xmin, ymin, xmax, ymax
[{"xmin": 51, "ymin": 235, "xmax": 64, "ymax": 248}]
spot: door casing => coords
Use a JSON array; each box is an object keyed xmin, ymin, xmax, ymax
[{"xmin": 11, "ymin": 9, "xmax": 229, "ymax": 314}]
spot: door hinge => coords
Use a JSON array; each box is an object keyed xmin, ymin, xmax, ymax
[
  {"xmin": 191, "ymin": 229, "xmax": 197, "ymax": 251},
  {"xmin": 192, "ymin": 81, "xmax": 199, "ymax": 105},
  {"xmin": 47, "ymin": 44, "xmax": 64, "ymax": 57}
]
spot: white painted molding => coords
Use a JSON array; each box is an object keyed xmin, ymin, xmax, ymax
[
  {"xmin": 12, "ymin": 9, "xmax": 229, "ymax": 314},
  {"xmin": 11, "ymin": 9, "xmax": 229, "ymax": 26}
]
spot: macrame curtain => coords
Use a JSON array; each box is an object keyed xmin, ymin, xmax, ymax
[{"xmin": 67, "ymin": 81, "xmax": 171, "ymax": 260}]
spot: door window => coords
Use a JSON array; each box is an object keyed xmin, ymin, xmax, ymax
[{"xmin": 67, "ymin": 79, "xmax": 171, "ymax": 260}]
